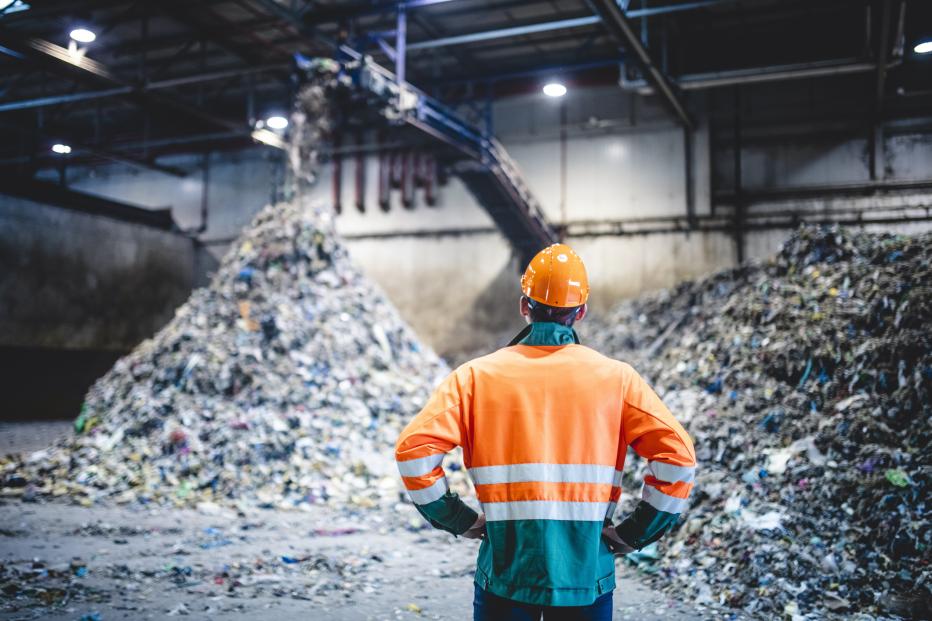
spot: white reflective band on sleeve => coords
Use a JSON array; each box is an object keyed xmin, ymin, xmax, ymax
[
  {"xmin": 612, "ymin": 469, "xmax": 624, "ymax": 487},
  {"xmin": 406, "ymin": 477, "xmax": 449, "ymax": 505},
  {"xmin": 647, "ymin": 461, "xmax": 696, "ymax": 483},
  {"xmin": 642, "ymin": 485, "xmax": 689, "ymax": 513},
  {"xmin": 396, "ymin": 453, "xmax": 445, "ymax": 478},
  {"xmin": 484, "ymin": 500, "xmax": 610, "ymax": 522},
  {"xmin": 469, "ymin": 463, "xmax": 616, "ymax": 486},
  {"xmin": 605, "ymin": 501, "xmax": 617, "ymax": 520}
]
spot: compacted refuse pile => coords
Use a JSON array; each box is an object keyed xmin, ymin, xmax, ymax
[
  {"xmin": 1, "ymin": 200, "xmax": 453, "ymax": 510},
  {"xmin": 588, "ymin": 226, "xmax": 931, "ymax": 619}
]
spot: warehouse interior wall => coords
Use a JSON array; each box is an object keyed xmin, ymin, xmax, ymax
[
  {"xmin": 0, "ymin": 194, "xmax": 196, "ymax": 420},
  {"xmin": 9, "ymin": 82, "xmax": 932, "ymax": 369}
]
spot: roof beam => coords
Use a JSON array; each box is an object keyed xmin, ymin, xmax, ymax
[
  {"xmin": 0, "ymin": 26, "xmax": 247, "ymax": 133},
  {"xmin": 587, "ymin": 0, "xmax": 693, "ymax": 129},
  {"xmin": 407, "ymin": 1, "xmax": 740, "ymax": 51},
  {"xmin": 300, "ymin": 0, "xmax": 457, "ymax": 25},
  {"xmin": 0, "ymin": 63, "xmax": 287, "ymax": 113}
]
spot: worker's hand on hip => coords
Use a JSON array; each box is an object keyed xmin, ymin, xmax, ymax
[
  {"xmin": 601, "ymin": 524, "xmax": 634, "ymax": 555},
  {"xmin": 462, "ymin": 513, "xmax": 486, "ymax": 540}
]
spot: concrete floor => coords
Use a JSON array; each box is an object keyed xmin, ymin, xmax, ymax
[
  {"xmin": 0, "ymin": 500, "xmax": 733, "ymax": 621},
  {"xmin": 0, "ymin": 421, "xmax": 72, "ymax": 456},
  {"xmin": 0, "ymin": 422, "xmax": 732, "ymax": 620}
]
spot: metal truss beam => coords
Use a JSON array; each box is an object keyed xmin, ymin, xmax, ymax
[
  {"xmin": 0, "ymin": 63, "xmax": 287, "ymax": 113},
  {"xmin": 407, "ymin": 0, "xmax": 739, "ymax": 51},
  {"xmin": 587, "ymin": 0, "xmax": 693, "ymax": 129}
]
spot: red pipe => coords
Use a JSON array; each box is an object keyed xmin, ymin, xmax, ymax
[
  {"xmin": 401, "ymin": 150, "xmax": 414, "ymax": 209},
  {"xmin": 354, "ymin": 131, "xmax": 365, "ymax": 213},
  {"xmin": 422, "ymin": 154, "xmax": 437, "ymax": 207},
  {"xmin": 378, "ymin": 133, "xmax": 390, "ymax": 212}
]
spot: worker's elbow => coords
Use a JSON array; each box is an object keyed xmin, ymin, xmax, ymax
[{"xmin": 394, "ymin": 429, "xmax": 412, "ymax": 461}]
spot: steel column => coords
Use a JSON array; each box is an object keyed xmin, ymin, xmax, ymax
[
  {"xmin": 870, "ymin": 0, "xmax": 891, "ymax": 181},
  {"xmin": 732, "ymin": 87, "xmax": 744, "ymax": 263},
  {"xmin": 684, "ymin": 126, "xmax": 696, "ymax": 229}
]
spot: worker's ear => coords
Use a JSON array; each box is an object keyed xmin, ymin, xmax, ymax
[
  {"xmin": 519, "ymin": 296, "xmax": 531, "ymax": 321},
  {"xmin": 575, "ymin": 304, "xmax": 588, "ymax": 323}
]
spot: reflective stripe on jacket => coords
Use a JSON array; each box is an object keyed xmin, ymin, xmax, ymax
[{"xmin": 394, "ymin": 322, "xmax": 696, "ymax": 606}]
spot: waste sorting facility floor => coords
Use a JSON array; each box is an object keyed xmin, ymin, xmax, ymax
[{"xmin": 0, "ymin": 497, "xmax": 716, "ymax": 621}]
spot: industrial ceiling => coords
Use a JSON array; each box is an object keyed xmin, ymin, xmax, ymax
[{"xmin": 0, "ymin": 0, "xmax": 930, "ymax": 177}]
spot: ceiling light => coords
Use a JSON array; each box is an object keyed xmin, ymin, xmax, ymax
[
  {"xmin": 3, "ymin": 1, "xmax": 31, "ymax": 15},
  {"xmin": 69, "ymin": 28, "xmax": 96, "ymax": 43},
  {"xmin": 542, "ymin": 82, "xmax": 567, "ymax": 98},
  {"xmin": 266, "ymin": 115, "xmax": 288, "ymax": 130},
  {"xmin": 51, "ymin": 143, "xmax": 72, "ymax": 154},
  {"xmin": 915, "ymin": 40, "xmax": 932, "ymax": 54}
]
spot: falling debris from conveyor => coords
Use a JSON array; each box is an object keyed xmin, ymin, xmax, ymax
[
  {"xmin": 288, "ymin": 57, "xmax": 343, "ymax": 187},
  {"xmin": 588, "ymin": 225, "xmax": 931, "ymax": 619}
]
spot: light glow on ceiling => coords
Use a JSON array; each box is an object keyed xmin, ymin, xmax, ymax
[
  {"xmin": 69, "ymin": 28, "xmax": 96, "ymax": 43},
  {"xmin": 542, "ymin": 82, "xmax": 567, "ymax": 98},
  {"xmin": 266, "ymin": 115, "xmax": 289, "ymax": 130},
  {"xmin": 0, "ymin": 0, "xmax": 30, "ymax": 15},
  {"xmin": 51, "ymin": 143, "xmax": 72, "ymax": 154},
  {"xmin": 914, "ymin": 41, "xmax": 932, "ymax": 54}
]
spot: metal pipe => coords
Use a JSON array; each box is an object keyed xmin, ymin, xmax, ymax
[
  {"xmin": 401, "ymin": 150, "xmax": 414, "ymax": 209},
  {"xmin": 0, "ymin": 87, "xmax": 132, "ymax": 112},
  {"xmin": 407, "ymin": 16, "xmax": 598, "ymax": 50},
  {"xmin": 424, "ymin": 58, "xmax": 619, "ymax": 86},
  {"xmin": 395, "ymin": 4, "xmax": 407, "ymax": 85},
  {"xmin": 0, "ymin": 131, "xmax": 245, "ymax": 167},
  {"xmin": 406, "ymin": 0, "xmax": 740, "ymax": 50},
  {"xmin": 378, "ymin": 138, "xmax": 391, "ymax": 212},
  {"xmin": 620, "ymin": 58, "xmax": 900, "ymax": 93},
  {"xmin": 684, "ymin": 126, "xmax": 696, "ymax": 229},
  {"xmin": 870, "ymin": 0, "xmax": 892, "ymax": 181},
  {"xmin": 733, "ymin": 86, "xmax": 744, "ymax": 263},
  {"xmin": 354, "ymin": 132, "xmax": 366, "ymax": 213},
  {"xmin": 0, "ymin": 34, "xmax": 288, "ymax": 112},
  {"xmin": 197, "ymin": 152, "xmax": 210, "ymax": 233}
]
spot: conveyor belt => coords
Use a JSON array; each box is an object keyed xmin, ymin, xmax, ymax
[{"xmin": 333, "ymin": 47, "xmax": 558, "ymax": 265}]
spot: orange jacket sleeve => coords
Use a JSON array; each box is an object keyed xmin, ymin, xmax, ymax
[
  {"xmin": 394, "ymin": 367, "xmax": 478, "ymax": 535},
  {"xmin": 615, "ymin": 365, "xmax": 696, "ymax": 548}
]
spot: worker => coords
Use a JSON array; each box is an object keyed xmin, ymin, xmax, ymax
[{"xmin": 395, "ymin": 243, "xmax": 696, "ymax": 620}]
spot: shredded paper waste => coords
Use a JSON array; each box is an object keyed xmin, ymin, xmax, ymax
[{"xmin": 588, "ymin": 225, "xmax": 931, "ymax": 619}]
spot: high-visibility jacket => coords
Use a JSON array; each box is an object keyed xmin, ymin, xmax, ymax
[{"xmin": 395, "ymin": 322, "xmax": 696, "ymax": 607}]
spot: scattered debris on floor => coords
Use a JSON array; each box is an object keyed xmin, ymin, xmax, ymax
[
  {"xmin": 588, "ymin": 225, "xmax": 931, "ymax": 620},
  {"xmin": 0, "ymin": 199, "xmax": 463, "ymax": 510}
]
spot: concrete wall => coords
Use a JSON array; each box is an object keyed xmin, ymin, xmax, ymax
[
  {"xmin": 0, "ymin": 194, "xmax": 197, "ymax": 418},
  {"xmin": 0, "ymin": 195, "xmax": 196, "ymax": 350},
  {"xmin": 57, "ymin": 149, "xmax": 285, "ymax": 249}
]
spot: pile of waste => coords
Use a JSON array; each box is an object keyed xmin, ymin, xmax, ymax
[
  {"xmin": 1, "ymin": 200, "xmax": 456, "ymax": 510},
  {"xmin": 590, "ymin": 225, "xmax": 931, "ymax": 619}
]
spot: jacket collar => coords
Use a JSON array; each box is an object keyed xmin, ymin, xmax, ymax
[{"xmin": 508, "ymin": 322, "xmax": 580, "ymax": 347}]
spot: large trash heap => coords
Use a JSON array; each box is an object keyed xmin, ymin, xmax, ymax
[
  {"xmin": 590, "ymin": 226, "xmax": 930, "ymax": 618},
  {"xmin": 2, "ymin": 201, "xmax": 450, "ymax": 510}
]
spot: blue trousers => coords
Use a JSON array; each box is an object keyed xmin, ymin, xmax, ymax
[{"xmin": 473, "ymin": 585, "xmax": 613, "ymax": 621}]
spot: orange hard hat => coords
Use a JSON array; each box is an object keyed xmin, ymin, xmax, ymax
[{"xmin": 520, "ymin": 243, "xmax": 590, "ymax": 308}]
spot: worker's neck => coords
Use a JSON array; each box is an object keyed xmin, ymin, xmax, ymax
[{"xmin": 519, "ymin": 321, "xmax": 578, "ymax": 346}]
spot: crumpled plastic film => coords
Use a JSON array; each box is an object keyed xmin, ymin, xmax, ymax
[{"xmin": 585, "ymin": 225, "xmax": 931, "ymax": 619}]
